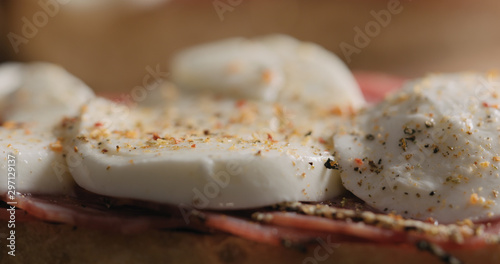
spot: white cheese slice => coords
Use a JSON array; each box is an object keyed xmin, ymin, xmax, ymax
[
  {"xmin": 171, "ymin": 34, "xmax": 366, "ymax": 112},
  {"xmin": 334, "ymin": 72, "xmax": 500, "ymax": 223},
  {"xmin": 257, "ymin": 34, "xmax": 366, "ymax": 111},
  {"xmin": 64, "ymin": 96, "xmax": 345, "ymax": 209},
  {"xmin": 1, "ymin": 62, "xmax": 95, "ymax": 129},
  {"xmin": 0, "ymin": 127, "xmax": 75, "ymax": 194},
  {"xmin": 171, "ymin": 37, "xmax": 285, "ymax": 102},
  {"xmin": 0, "ymin": 62, "xmax": 95, "ymax": 195},
  {"xmin": 0, "ymin": 63, "xmax": 23, "ymax": 111}
]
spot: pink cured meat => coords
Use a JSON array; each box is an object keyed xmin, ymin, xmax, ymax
[
  {"xmin": 5, "ymin": 192, "xmax": 500, "ymax": 251},
  {"xmin": 354, "ymin": 71, "xmax": 406, "ymax": 103}
]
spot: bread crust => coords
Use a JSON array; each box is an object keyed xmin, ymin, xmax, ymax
[{"xmin": 1, "ymin": 221, "xmax": 499, "ymax": 264}]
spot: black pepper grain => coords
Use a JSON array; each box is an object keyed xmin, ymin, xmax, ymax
[{"xmin": 324, "ymin": 158, "xmax": 339, "ymax": 170}]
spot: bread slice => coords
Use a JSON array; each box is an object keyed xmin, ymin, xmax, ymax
[{"xmin": 2, "ymin": 220, "xmax": 499, "ymax": 264}]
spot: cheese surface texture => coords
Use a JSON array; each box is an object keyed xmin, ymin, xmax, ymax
[
  {"xmin": 0, "ymin": 62, "xmax": 95, "ymax": 194},
  {"xmin": 334, "ymin": 72, "xmax": 500, "ymax": 222}
]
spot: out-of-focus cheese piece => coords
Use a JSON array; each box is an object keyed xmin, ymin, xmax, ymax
[
  {"xmin": 171, "ymin": 37, "xmax": 285, "ymax": 102},
  {"xmin": 1, "ymin": 62, "xmax": 95, "ymax": 129},
  {"xmin": 334, "ymin": 72, "xmax": 500, "ymax": 223},
  {"xmin": 0, "ymin": 62, "xmax": 95, "ymax": 195},
  {"xmin": 257, "ymin": 34, "xmax": 365, "ymax": 111},
  {"xmin": 0, "ymin": 63, "xmax": 23, "ymax": 114},
  {"xmin": 0, "ymin": 126, "xmax": 75, "ymax": 194},
  {"xmin": 170, "ymin": 35, "xmax": 366, "ymax": 112},
  {"xmin": 64, "ymin": 96, "xmax": 344, "ymax": 209}
]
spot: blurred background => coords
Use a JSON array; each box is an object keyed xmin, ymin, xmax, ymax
[{"xmin": 0, "ymin": 0, "xmax": 499, "ymax": 92}]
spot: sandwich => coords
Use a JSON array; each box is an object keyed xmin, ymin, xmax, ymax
[{"xmin": 1, "ymin": 35, "xmax": 500, "ymax": 264}]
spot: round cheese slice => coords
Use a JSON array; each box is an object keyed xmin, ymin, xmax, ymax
[
  {"xmin": 334, "ymin": 72, "xmax": 500, "ymax": 223},
  {"xmin": 0, "ymin": 62, "xmax": 95, "ymax": 195},
  {"xmin": 64, "ymin": 96, "xmax": 345, "ymax": 209}
]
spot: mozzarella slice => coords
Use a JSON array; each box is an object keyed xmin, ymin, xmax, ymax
[
  {"xmin": 171, "ymin": 35, "xmax": 365, "ymax": 112},
  {"xmin": 257, "ymin": 34, "xmax": 365, "ymax": 111},
  {"xmin": 334, "ymin": 72, "xmax": 500, "ymax": 223},
  {"xmin": 0, "ymin": 63, "xmax": 23, "ymax": 112},
  {"xmin": 0, "ymin": 62, "xmax": 95, "ymax": 195},
  {"xmin": 0, "ymin": 126, "xmax": 75, "ymax": 194},
  {"xmin": 64, "ymin": 96, "xmax": 344, "ymax": 209},
  {"xmin": 1, "ymin": 62, "xmax": 95, "ymax": 129},
  {"xmin": 171, "ymin": 37, "xmax": 285, "ymax": 102}
]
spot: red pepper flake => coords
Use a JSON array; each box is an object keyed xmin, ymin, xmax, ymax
[
  {"xmin": 354, "ymin": 158, "xmax": 363, "ymax": 166},
  {"xmin": 482, "ymin": 102, "xmax": 499, "ymax": 109},
  {"xmin": 191, "ymin": 144, "xmax": 196, "ymax": 148},
  {"xmin": 318, "ymin": 137, "xmax": 327, "ymax": 144},
  {"xmin": 267, "ymin": 133, "xmax": 277, "ymax": 143},
  {"xmin": 235, "ymin": 100, "xmax": 247, "ymax": 108},
  {"xmin": 101, "ymin": 149, "xmax": 108, "ymax": 154},
  {"xmin": 152, "ymin": 133, "xmax": 160, "ymax": 140},
  {"xmin": 94, "ymin": 122, "xmax": 103, "ymax": 127}
]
